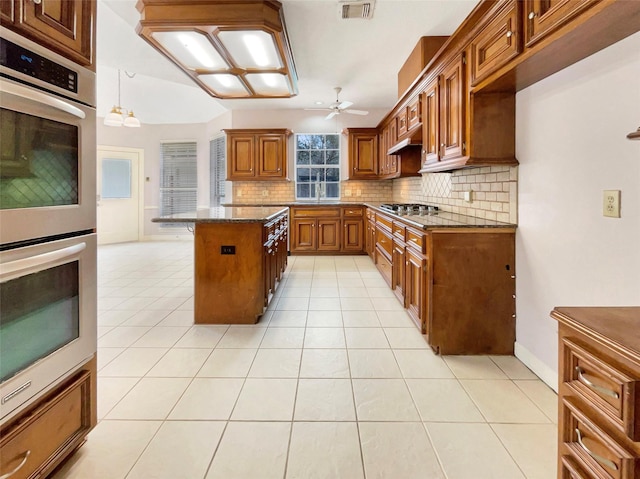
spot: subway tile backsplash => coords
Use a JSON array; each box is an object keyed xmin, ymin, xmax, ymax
[{"xmin": 230, "ymin": 165, "xmax": 518, "ymax": 225}]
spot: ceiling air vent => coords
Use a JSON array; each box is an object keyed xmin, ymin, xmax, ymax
[{"xmin": 339, "ymin": 0, "xmax": 375, "ymax": 19}]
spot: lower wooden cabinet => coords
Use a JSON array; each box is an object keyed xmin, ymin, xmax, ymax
[
  {"xmin": 0, "ymin": 356, "xmax": 96, "ymax": 479},
  {"xmin": 552, "ymin": 307, "xmax": 640, "ymax": 479},
  {"xmin": 290, "ymin": 206, "xmax": 365, "ymax": 255},
  {"xmin": 369, "ymin": 206, "xmax": 516, "ymax": 355}
]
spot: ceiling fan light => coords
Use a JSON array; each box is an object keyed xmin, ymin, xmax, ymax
[
  {"xmin": 153, "ymin": 31, "xmax": 227, "ymax": 70},
  {"xmin": 219, "ymin": 30, "xmax": 282, "ymax": 69},
  {"xmin": 123, "ymin": 111, "xmax": 141, "ymax": 128},
  {"xmin": 104, "ymin": 106, "xmax": 124, "ymax": 126}
]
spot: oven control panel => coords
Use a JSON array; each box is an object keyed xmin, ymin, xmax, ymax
[{"xmin": 0, "ymin": 38, "xmax": 77, "ymax": 93}]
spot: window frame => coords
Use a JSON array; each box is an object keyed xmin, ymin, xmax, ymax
[
  {"xmin": 294, "ymin": 133, "xmax": 341, "ymax": 201},
  {"xmin": 159, "ymin": 140, "xmax": 197, "ymax": 227}
]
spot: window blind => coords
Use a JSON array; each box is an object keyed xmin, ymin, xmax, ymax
[
  {"xmin": 210, "ymin": 136, "xmax": 226, "ymax": 206},
  {"xmin": 160, "ymin": 141, "xmax": 197, "ymax": 226}
]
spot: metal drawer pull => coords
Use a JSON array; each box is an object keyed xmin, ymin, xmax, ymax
[
  {"xmin": 575, "ymin": 428, "xmax": 618, "ymax": 471},
  {"xmin": 575, "ymin": 367, "xmax": 620, "ymax": 399},
  {"xmin": 0, "ymin": 450, "xmax": 31, "ymax": 479}
]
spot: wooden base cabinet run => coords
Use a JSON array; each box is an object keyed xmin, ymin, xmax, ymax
[
  {"xmin": 0, "ymin": 356, "xmax": 97, "ymax": 479},
  {"xmin": 552, "ymin": 307, "xmax": 640, "ymax": 479},
  {"xmin": 290, "ymin": 206, "xmax": 365, "ymax": 255}
]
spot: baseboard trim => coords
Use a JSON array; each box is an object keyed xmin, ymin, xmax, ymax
[
  {"xmin": 514, "ymin": 341, "xmax": 558, "ymax": 393},
  {"xmin": 142, "ymin": 235, "xmax": 194, "ymax": 241}
]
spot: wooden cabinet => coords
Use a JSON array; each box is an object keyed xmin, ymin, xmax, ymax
[
  {"xmin": 407, "ymin": 95, "xmax": 422, "ymax": 131},
  {"xmin": 290, "ymin": 206, "xmax": 365, "ymax": 255},
  {"xmin": 225, "ymin": 129, "xmax": 290, "ymax": 181},
  {"xmin": 194, "ymin": 209, "xmax": 288, "ymax": 324},
  {"xmin": 378, "ymin": 123, "xmax": 398, "ymax": 177},
  {"xmin": 470, "ymin": 1, "xmax": 521, "ymax": 85},
  {"xmin": 0, "ymin": 356, "xmax": 96, "ymax": 479},
  {"xmin": 391, "ymin": 222, "xmax": 407, "ymax": 304},
  {"xmin": 346, "ymin": 128, "xmax": 379, "ymax": 180},
  {"xmin": 317, "ymin": 219, "xmax": 340, "ymax": 252},
  {"xmin": 1, "ymin": 0, "xmax": 96, "ymax": 68},
  {"xmin": 524, "ymin": 0, "xmax": 596, "ymax": 47},
  {"xmin": 405, "ymin": 245, "xmax": 427, "ymax": 330},
  {"xmin": 365, "ymin": 208, "xmax": 376, "ymax": 258},
  {"xmin": 552, "ymin": 307, "xmax": 640, "ymax": 479},
  {"xmin": 342, "ymin": 207, "xmax": 364, "ymax": 253},
  {"xmin": 421, "ymin": 77, "xmax": 440, "ymax": 166}
]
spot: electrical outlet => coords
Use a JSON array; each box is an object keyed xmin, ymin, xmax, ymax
[
  {"xmin": 356, "ymin": 189, "xmax": 362, "ymax": 197},
  {"xmin": 237, "ymin": 189, "xmax": 242, "ymax": 197},
  {"xmin": 464, "ymin": 190, "xmax": 473, "ymax": 203},
  {"xmin": 603, "ymin": 190, "xmax": 621, "ymax": 218},
  {"xmin": 262, "ymin": 190, "xmax": 269, "ymax": 197},
  {"xmin": 344, "ymin": 189, "xmax": 352, "ymax": 197}
]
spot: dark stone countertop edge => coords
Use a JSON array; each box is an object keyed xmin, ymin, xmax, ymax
[{"xmin": 151, "ymin": 206, "xmax": 289, "ymax": 224}]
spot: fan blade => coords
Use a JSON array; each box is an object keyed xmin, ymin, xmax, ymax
[
  {"xmin": 338, "ymin": 100, "xmax": 353, "ymax": 109},
  {"xmin": 344, "ymin": 109, "xmax": 369, "ymax": 116},
  {"xmin": 325, "ymin": 111, "xmax": 338, "ymax": 120},
  {"xmin": 304, "ymin": 108, "xmax": 332, "ymax": 111}
]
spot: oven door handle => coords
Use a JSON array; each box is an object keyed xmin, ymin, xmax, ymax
[
  {"xmin": 0, "ymin": 78, "xmax": 86, "ymax": 120},
  {"xmin": 0, "ymin": 243, "xmax": 86, "ymax": 280}
]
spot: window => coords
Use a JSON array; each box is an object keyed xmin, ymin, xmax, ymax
[
  {"xmin": 295, "ymin": 133, "xmax": 340, "ymax": 200},
  {"xmin": 209, "ymin": 136, "xmax": 226, "ymax": 207},
  {"xmin": 160, "ymin": 141, "xmax": 197, "ymax": 226}
]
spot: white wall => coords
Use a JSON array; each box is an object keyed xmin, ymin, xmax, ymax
[{"xmin": 515, "ymin": 32, "xmax": 640, "ymax": 388}]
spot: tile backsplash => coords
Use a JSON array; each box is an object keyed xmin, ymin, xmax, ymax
[
  {"xmin": 393, "ymin": 166, "xmax": 518, "ymax": 224},
  {"xmin": 230, "ymin": 166, "xmax": 518, "ymax": 225}
]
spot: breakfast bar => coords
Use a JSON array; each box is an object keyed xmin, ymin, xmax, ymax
[{"xmin": 153, "ymin": 206, "xmax": 289, "ymax": 324}]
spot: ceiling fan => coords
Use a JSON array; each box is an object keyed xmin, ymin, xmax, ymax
[{"xmin": 305, "ymin": 87, "xmax": 369, "ymax": 120}]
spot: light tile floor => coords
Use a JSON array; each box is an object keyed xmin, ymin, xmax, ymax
[{"xmin": 53, "ymin": 241, "xmax": 558, "ymax": 479}]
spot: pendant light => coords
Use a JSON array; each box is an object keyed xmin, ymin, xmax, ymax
[
  {"xmin": 104, "ymin": 69, "xmax": 141, "ymax": 128},
  {"xmin": 627, "ymin": 126, "xmax": 640, "ymax": 140}
]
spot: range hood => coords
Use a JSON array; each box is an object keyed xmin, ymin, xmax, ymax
[{"xmin": 387, "ymin": 128, "xmax": 422, "ymax": 155}]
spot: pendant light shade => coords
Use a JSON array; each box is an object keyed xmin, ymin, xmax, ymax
[
  {"xmin": 104, "ymin": 69, "xmax": 142, "ymax": 128},
  {"xmin": 627, "ymin": 127, "xmax": 640, "ymax": 140}
]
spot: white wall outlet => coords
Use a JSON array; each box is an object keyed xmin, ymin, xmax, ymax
[
  {"xmin": 464, "ymin": 190, "xmax": 473, "ymax": 203},
  {"xmin": 237, "ymin": 189, "xmax": 242, "ymax": 197},
  {"xmin": 356, "ymin": 189, "xmax": 362, "ymax": 197},
  {"xmin": 603, "ymin": 190, "xmax": 621, "ymax": 218},
  {"xmin": 344, "ymin": 189, "xmax": 352, "ymax": 197},
  {"xmin": 262, "ymin": 189, "xmax": 269, "ymax": 197}
]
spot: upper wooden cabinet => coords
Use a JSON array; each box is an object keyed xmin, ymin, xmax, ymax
[
  {"xmin": 225, "ymin": 129, "xmax": 290, "ymax": 181},
  {"xmin": 524, "ymin": 0, "xmax": 596, "ymax": 47},
  {"xmin": 1, "ymin": 0, "xmax": 96, "ymax": 68},
  {"xmin": 345, "ymin": 128, "xmax": 379, "ymax": 180},
  {"xmin": 470, "ymin": 1, "xmax": 522, "ymax": 86}
]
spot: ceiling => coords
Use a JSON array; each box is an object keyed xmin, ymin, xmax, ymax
[{"xmin": 97, "ymin": 0, "xmax": 478, "ymax": 125}]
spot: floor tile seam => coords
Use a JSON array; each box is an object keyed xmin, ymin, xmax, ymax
[
  {"xmin": 131, "ymin": 325, "xmax": 191, "ymax": 349},
  {"xmin": 420, "ymin": 421, "xmax": 456, "ymax": 479},
  {"xmin": 97, "ymin": 376, "xmax": 145, "ymax": 422},
  {"xmin": 486, "ymin": 422, "xmax": 531, "ymax": 478},
  {"xmin": 121, "ymin": 417, "xmax": 168, "ymax": 479},
  {"xmin": 513, "ymin": 379, "xmax": 558, "ymax": 423}
]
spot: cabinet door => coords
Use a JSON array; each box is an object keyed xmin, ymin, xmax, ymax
[
  {"xmin": 350, "ymin": 133, "xmax": 379, "ymax": 179},
  {"xmin": 524, "ymin": 0, "xmax": 595, "ymax": 47},
  {"xmin": 440, "ymin": 54, "xmax": 466, "ymax": 162},
  {"xmin": 18, "ymin": 0, "xmax": 95, "ymax": 67},
  {"xmin": 317, "ymin": 219, "xmax": 340, "ymax": 251},
  {"xmin": 257, "ymin": 134, "xmax": 286, "ymax": 178},
  {"xmin": 342, "ymin": 219, "xmax": 363, "ymax": 253},
  {"xmin": 407, "ymin": 96, "xmax": 422, "ymax": 131},
  {"xmin": 421, "ymin": 80, "xmax": 439, "ymax": 166},
  {"xmin": 392, "ymin": 241, "xmax": 406, "ymax": 305},
  {"xmin": 227, "ymin": 134, "xmax": 255, "ymax": 180},
  {"xmin": 291, "ymin": 219, "xmax": 316, "ymax": 252},
  {"xmin": 1, "ymin": 0, "xmax": 14, "ymax": 24},
  {"xmin": 405, "ymin": 248, "xmax": 427, "ymax": 334}
]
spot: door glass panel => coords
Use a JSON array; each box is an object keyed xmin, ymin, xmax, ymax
[
  {"xmin": 0, "ymin": 108, "xmax": 79, "ymax": 210},
  {"xmin": 0, "ymin": 261, "xmax": 79, "ymax": 382},
  {"xmin": 102, "ymin": 158, "xmax": 132, "ymax": 199}
]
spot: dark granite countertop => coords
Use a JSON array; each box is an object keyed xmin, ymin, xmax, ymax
[
  {"xmin": 223, "ymin": 201, "xmax": 365, "ymax": 207},
  {"xmin": 365, "ymin": 203, "xmax": 517, "ymax": 230},
  {"xmin": 151, "ymin": 206, "xmax": 289, "ymax": 223}
]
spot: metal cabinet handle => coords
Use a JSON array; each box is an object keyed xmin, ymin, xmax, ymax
[
  {"xmin": 0, "ymin": 450, "xmax": 31, "ymax": 479},
  {"xmin": 575, "ymin": 367, "xmax": 619, "ymax": 399},
  {"xmin": 528, "ymin": 11, "xmax": 536, "ymax": 19},
  {"xmin": 32, "ymin": 0, "xmax": 41, "ymax": 4},
  {"xmin": 506, "ymin": 30, "xmax": 513, "ymax": 38},
  {"xmin": 575, "ymin": 428, "xmax": 618, "ymax": 471}
]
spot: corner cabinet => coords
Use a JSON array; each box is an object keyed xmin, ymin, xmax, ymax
[
  {"xmin": 552, "ymin": 307, "xmax": 640, "ymax": 479},
  {"xmin": 0, "ymin": 356, "xmax": 97, "ymax": 479},
  {"xmin": 345, "ymin": 128, "xmax": 379, "ymax": 180},
  {"xmin": 225, "ymin": 129, "xmax": 290, "ymax": 181},
  {"xmin": 1, "ymin": 0, "xmax": 96, "ymax": 68}
]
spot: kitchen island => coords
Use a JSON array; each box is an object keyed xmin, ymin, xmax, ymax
[{"xmin": 152, "ymin": 206, "xmax": 288, "ymax": 324}]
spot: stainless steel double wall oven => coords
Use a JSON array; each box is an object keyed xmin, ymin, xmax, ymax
[{"xmin": 0, "ymin": 27, "xmax": 97, "ymax": 424}]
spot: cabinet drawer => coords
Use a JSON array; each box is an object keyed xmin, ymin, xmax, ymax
[
  {"xmin": 397, "ymin": 110, "xmax": 408, "ymax": 138},
  {"xmin": 375, "ymin": 213, "xmax": 393, "ymax": 232},
  {"xmin": 562, "ymin": 399, "xmax": 639, "ymax": 479},
  {"xmin": 393, "ymin": 222, "xmax": 406, "ymax": 241},
  {"xmin": 560, "ymin": 455, "xmax": 593, "ymax": 479},
  {"xmin": 374, "ymin": 247, "xmax": 392, "ymax": 287},
  {"xmin": 470, "ymin": 1, "xmax": 521, "ymax": 85},
  {"xmin": 376, "ymin": 228, "xmax": 392, "ymax": 257},
  {"xmin": 343, "ymin": 207, "xmax": 364, "ymax": 217},
  {"xmin": 406, "ymin": 228, "xmax": 426, "ymax": 254},
  {"xmin": 562, "ymin": 338, "xmax": 640, "ymax": 441},
  {"xmin": 0, "ymin": 370, "xmax": 91, "ymax": 479},
  {"xmin": 292, "ymin": 207, "xmax": 340, "ymax": 218},
  {"xmin": 407, "ymin": 96, "xmax": 422, "ymax": 130}
]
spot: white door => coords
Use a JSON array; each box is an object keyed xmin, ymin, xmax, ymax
[{"xmin": 97, "ymin": 147, "xmax": 143, "ymax": 245}]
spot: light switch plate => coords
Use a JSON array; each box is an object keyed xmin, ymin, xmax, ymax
[{"xmin": 603, "ymin": 190, "xmax": 621, "ymax": 218}]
